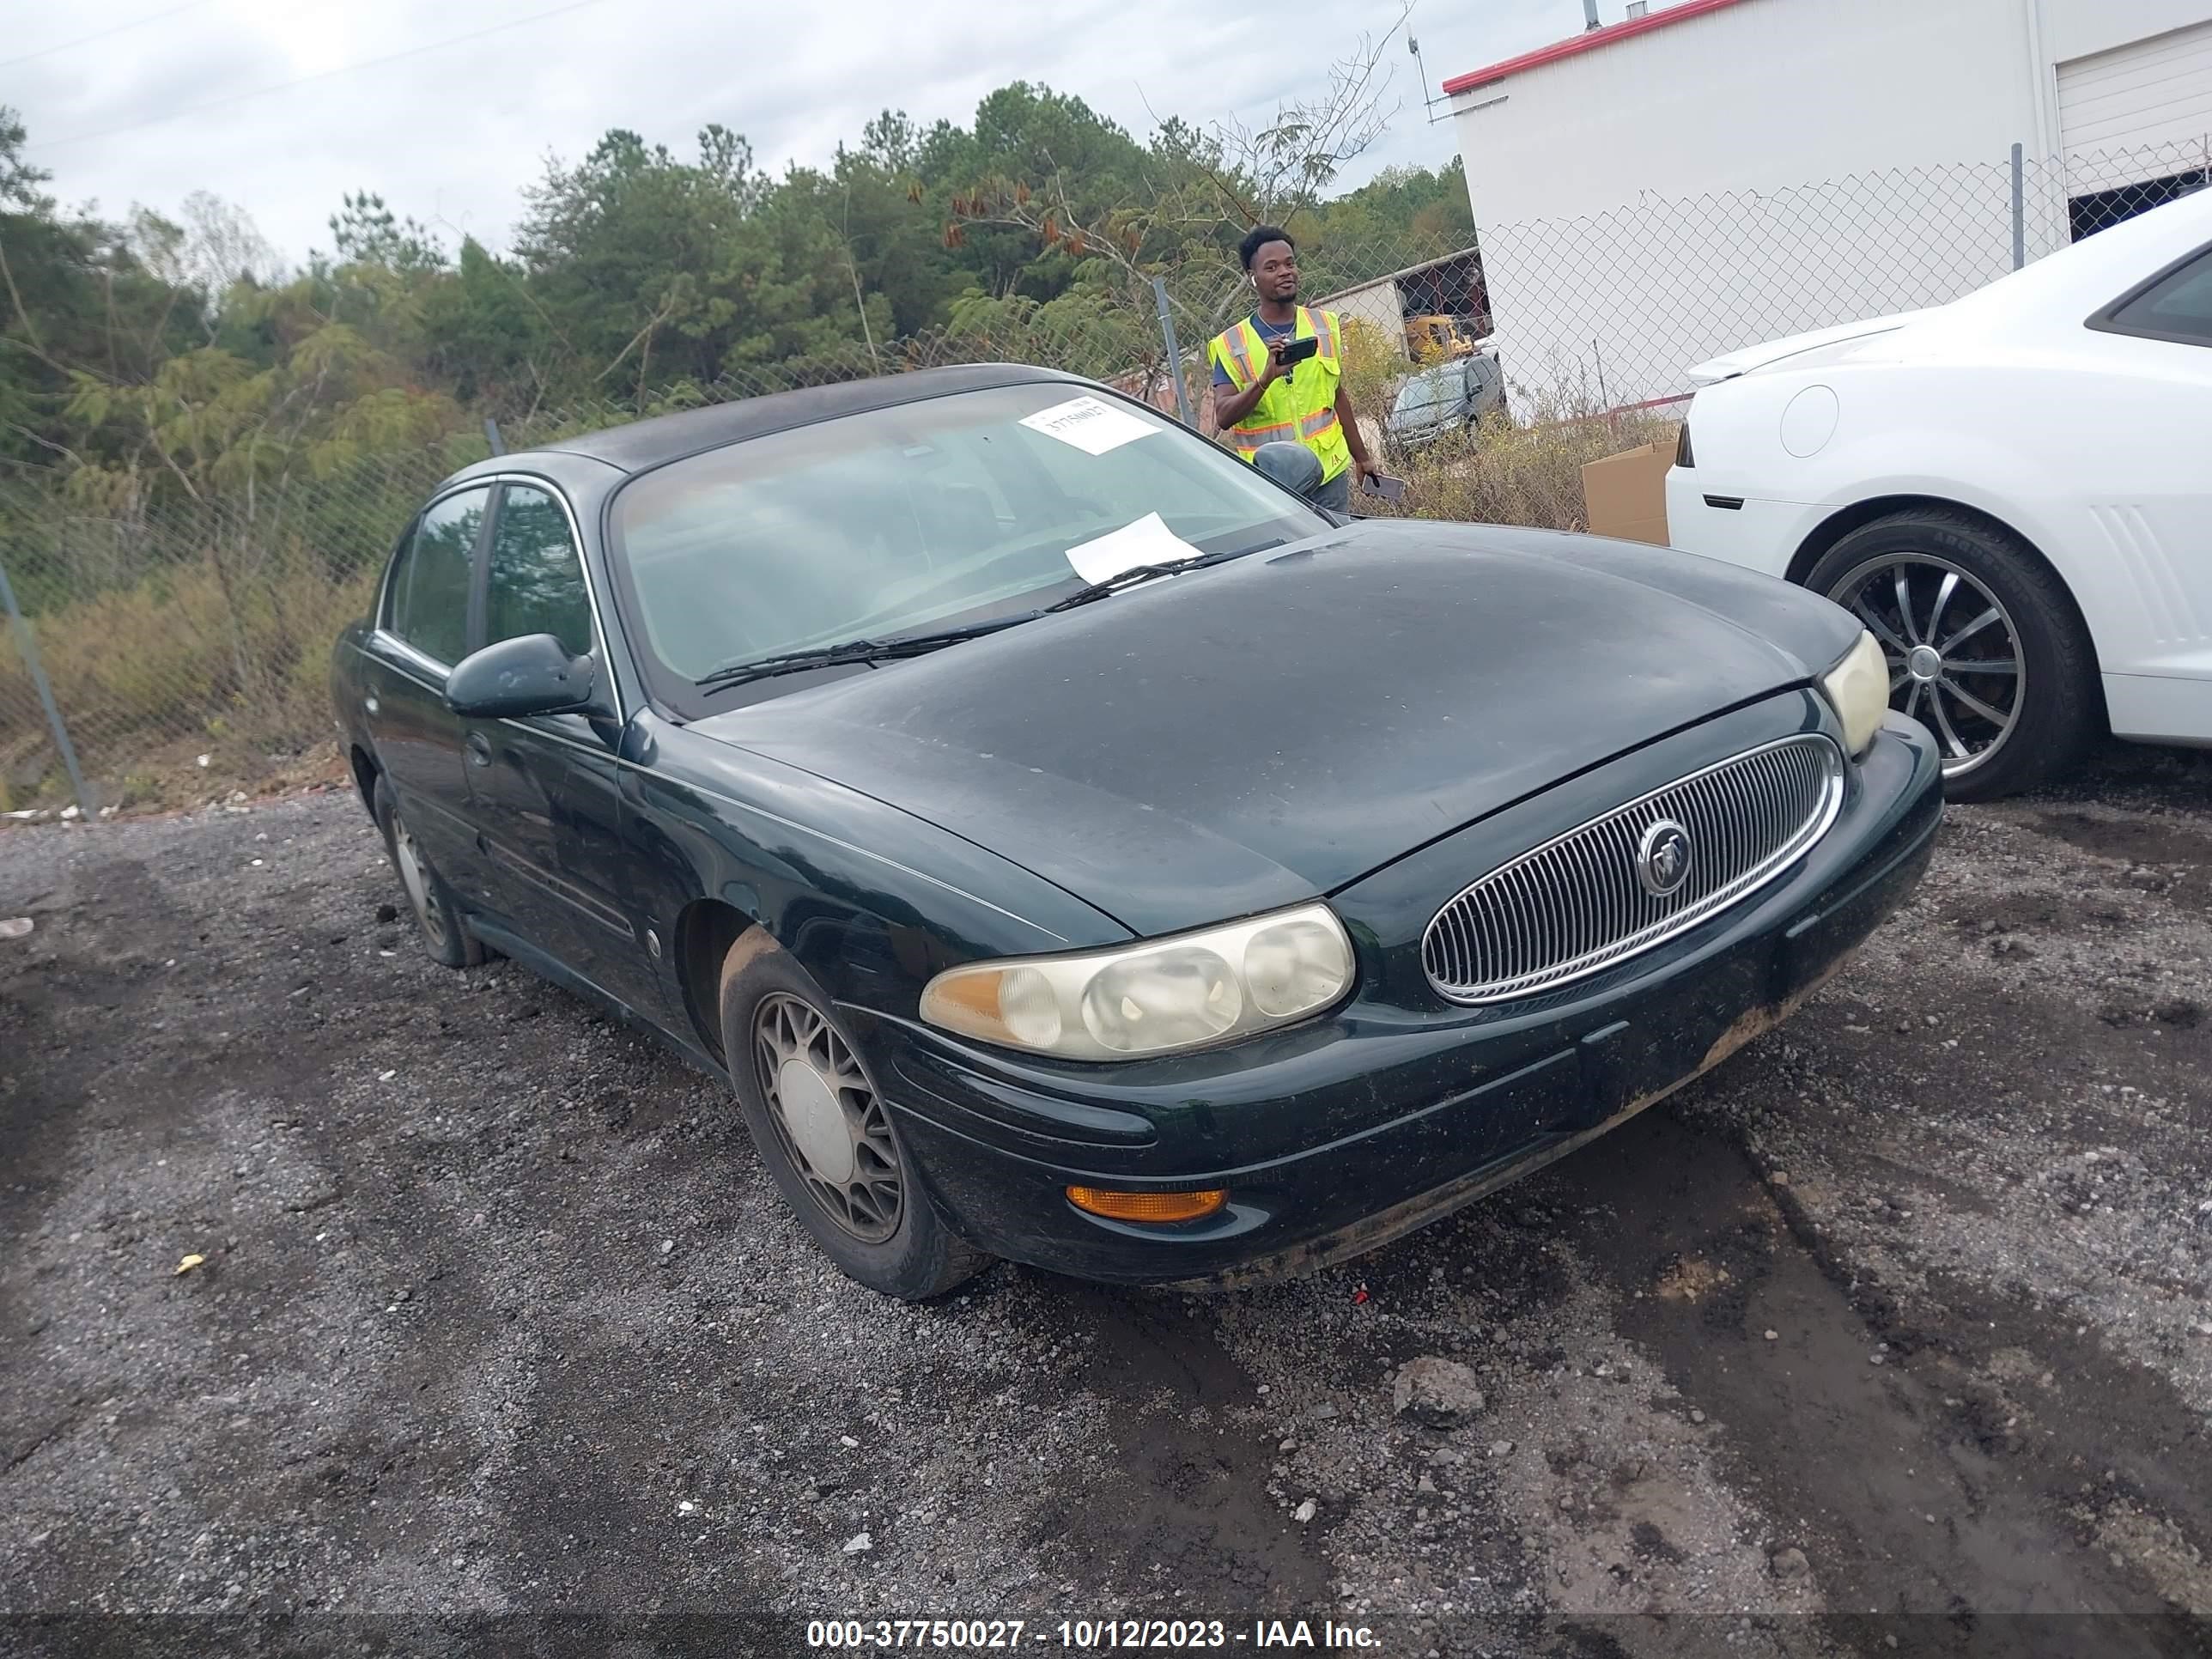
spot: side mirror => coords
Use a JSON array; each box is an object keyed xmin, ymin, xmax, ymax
[{"xmin": 446, "ymin": 633, "xmax": 597, "ymax": 720}]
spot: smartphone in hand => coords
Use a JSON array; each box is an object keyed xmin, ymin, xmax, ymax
[
  {"xmin": 1276, "ymin": 335, "xmax": 1320, "ymax": 367},
  {"xmin": 1361, "ymin": 471, "xmax": 1407, "ymax": 503}
]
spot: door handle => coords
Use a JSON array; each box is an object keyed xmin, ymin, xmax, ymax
[
  {"xmin": 364, "ymin": 694, "xmax": 379, "ymax": 715},
  {"xmin": 465, "ymin": 732, "xmax": 493, "ymax": 767}
]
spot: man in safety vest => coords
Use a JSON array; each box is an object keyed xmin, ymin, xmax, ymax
[{"xmin": 1207, "ymin": 225, "xmax": 1382, "ymax": 512}]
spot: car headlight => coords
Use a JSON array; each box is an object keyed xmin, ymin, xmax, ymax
[
  {"xmin": 1821, "ymin": 629, "xmax": 1889, "ymax": 759},
  {"xmin": 920, "ymin": 902, "xmax": 1356, "ymax": 1060}
]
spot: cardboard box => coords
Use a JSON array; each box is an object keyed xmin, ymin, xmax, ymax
[{"xmin": 1581, "ymin": 437, "xmax": 1674, "ymax": 546}]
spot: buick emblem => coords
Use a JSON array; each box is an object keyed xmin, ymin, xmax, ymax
[{"xmin": 1636, "ymin": 819, "xmax": 1693, "ymax": 898}]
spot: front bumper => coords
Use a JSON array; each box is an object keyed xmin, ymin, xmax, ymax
[
  {"xmin": 866, "ymin": 714, "xmax": 1942, "ymax": 1287},
  {"xmin": 1387, "ymin": 419, "xmax": 1462, "ymax": 455}
]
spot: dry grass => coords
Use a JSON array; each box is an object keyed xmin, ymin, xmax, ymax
[
  {"xmin": 0, "ymin": 555, "xmax": 376, "ymax": 811},
  {"xmin": 1389, "ymin": 409, "xmax": 1681, "ymax": 533}
]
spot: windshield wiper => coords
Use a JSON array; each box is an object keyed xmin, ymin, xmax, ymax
[
  {"xmin": 694, "ymin": 542, "xmax": 1280, "ymax": 691},
  {"xmin": 694, "ymin": 616, "xmax": 1030, "ymax": 690},
  {"xmin": 1040, "ymin": 544, "xmax": 1258, "ymax": 614}
]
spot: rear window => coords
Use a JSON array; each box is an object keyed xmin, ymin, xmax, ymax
[{"xmin": 2090, "ymin": 242, "xmax": 2212, "ymax": 348}]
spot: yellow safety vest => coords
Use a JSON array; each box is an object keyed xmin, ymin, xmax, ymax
[{"xmin": 1206, "ymin": 307, "xmax": 1351, "ymax": 483}]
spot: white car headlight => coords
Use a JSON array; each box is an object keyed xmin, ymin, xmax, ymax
[
  {"xmin": 1821, "ymin": 629, "xmax": 1890, "ymax": 759},
  {"xmin": 920, "ymin": 903, "xmax": 1355, "ymax": 1060}
]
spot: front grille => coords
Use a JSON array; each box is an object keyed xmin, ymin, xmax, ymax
[{"xmin": 1422, "ymin": 735, "xmax": 1845, "ymax": 1005}]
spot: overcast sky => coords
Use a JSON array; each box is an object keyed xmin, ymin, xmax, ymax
[{"xmin": 3, "ymin": 0, "xmax": 1611, "ymax": 269}]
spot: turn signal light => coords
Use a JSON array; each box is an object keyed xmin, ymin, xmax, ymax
[{"xmin": 1066, "ymin": 1186, "xmax": 1227, "ymax": 1224}]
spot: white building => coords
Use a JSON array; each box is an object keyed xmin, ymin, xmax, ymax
[{"xmin": 1445, "ymin": 0, "xmax": 2212, "ymax": 407}]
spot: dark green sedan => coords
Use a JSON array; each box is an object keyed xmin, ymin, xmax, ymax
[{"xmin": 331, "ymin": 365, "xmax": 1942, "ymax": 1300}]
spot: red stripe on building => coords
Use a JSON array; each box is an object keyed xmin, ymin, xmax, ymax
[{"xmin": 1441, "ymin": 0, "xmax": 1753, "ymax": 96}]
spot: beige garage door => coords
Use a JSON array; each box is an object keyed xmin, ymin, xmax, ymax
[{"xmin": 2058, "ymin": 19, "xmax": 2212, "ymax": 192}]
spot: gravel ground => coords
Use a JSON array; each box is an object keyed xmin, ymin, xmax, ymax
[{"xmin": 3, "ymin": 739, "xmax": 2209, "ymax": 1659}]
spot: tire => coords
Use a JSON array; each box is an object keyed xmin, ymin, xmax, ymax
[
  {"xmin": 371, "ymin": 773, "xmax": 484, "ymax": 969},
  {"xmin": 1805, "ymin": 508, "xmax": 2099, "ymax": 803},
  {"xmin": 718, "ymin": 932, "xmax": 989, "ymax": 1301}
]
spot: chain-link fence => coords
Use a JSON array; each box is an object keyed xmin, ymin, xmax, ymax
[
  {"xmin": 1475, "ymin": 138, "xmax": 2212, "ymax": 412},
  {"xmin": 3, "ymin": 138, "xmax": 2205, "ymax": 820}
]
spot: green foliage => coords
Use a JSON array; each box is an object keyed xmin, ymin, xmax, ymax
[
  {"xmin": 3, "ymin": 83, "xmax": 1474, "ymax": 496},
  {"xmin": 2, "ymin": 106, "xmax": 210, "ymax": 472},
  {"xmin": 329, "ymin": 191, "xmax": 446, "ymax": 276}
]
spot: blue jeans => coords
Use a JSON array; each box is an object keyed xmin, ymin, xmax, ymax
[{"xmin": 1251, "ymin": 440, "xmax": 1352, "ymax": 511}]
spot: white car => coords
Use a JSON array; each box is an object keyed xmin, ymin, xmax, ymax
[{"xmin": 1666, "ymin": 187, "xmax": 2212, "ymax": 799}]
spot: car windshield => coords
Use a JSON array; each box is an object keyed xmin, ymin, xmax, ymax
[
  {"xmin": 608, "ymin": 382, "xmax": 1327, "ymax": 686},
  {"xmin": 1393, "ymin": 368, "xmax": 1463, "ymax": 415}
]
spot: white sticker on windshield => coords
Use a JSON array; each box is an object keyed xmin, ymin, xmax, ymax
[
  {"xmin": 1019, "ymin": 395, "xmax": 1158, "ymax": 456},
  {"xmin": 1063, "ymin": 511, "xmax": 1203, "ymax": 586}
]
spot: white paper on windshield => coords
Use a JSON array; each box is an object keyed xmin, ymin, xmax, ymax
[
  {"xmin": 1063, "ymin": 512, "xmax": 1203, "ymax": 586},
  {"xmin": 1019, "ymin": 394, "xmax": 1158, "ymax": 456}
]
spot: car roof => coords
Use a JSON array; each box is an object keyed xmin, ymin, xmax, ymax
[
  {"xmin": 441, "ymin": 362, "xmax": 1091, "ymax": 489},
  {"xmin": 1948, "ymin": 184, "xmax": 2212, "ymax": 335}
]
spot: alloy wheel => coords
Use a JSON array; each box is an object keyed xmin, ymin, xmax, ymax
[
  {"xmin": 752, "ymin": 992, "xmax": 903, "ymax": 1243},
  {"xmin": 1826, "ymin": 552, "xmax": 2025, "ymax": 779}
]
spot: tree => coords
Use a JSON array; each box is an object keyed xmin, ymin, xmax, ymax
[
  {"xmin": 0, "ymin": 106, "xmax": 209, "ymax": 472},
  {"xmin": 327, "ymin": 191, "xmax": 445, "ymax": 276},
  {"xmin": 1212, "ymin": 2, "xmax": 1415, "ymax": 225},
  {"xmin": 943, "ymin": 10, "xmax": 1419, "ymax": 339},
  {"xmin": 514, "ymin": 125, "xmax": 866, "ymax": 401},
  {"xmin": 421, "ymin": 236, "xmax": 562, "ymax": 410},
  {"xmin": 129, "ymin": 192, "xmax": 280, "ymax": 337}
]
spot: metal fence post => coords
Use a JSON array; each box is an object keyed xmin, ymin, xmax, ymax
[
  {"xmin": 1152, "ymin": 277, "xmax": 1196, "ymax": 428},
  {"xmin": 0, "ymin": 550, "xmax": 96, "ymax": 820},
  {"xmin": 484, "ymin": 417, "xmax": 506, "ymax": 456},
  {"xmin": 2011, "ymin": 143, "xmax": 2027, "ymax": 270}
]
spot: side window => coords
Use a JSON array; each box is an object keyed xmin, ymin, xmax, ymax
[
  {"xmin": 2093, "ymin": 244, "xmax": 2212, "ymax": 347},
  {"xmin": 485, "ymin": 485, "xmax": 594, "ymax": 657},
  {"xmin": 389, "ymin": 487, "xmax": 488, "ymax": 665}
]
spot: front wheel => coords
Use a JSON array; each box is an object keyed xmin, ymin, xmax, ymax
[
  {"xmin": 1806, "ymin": 510, "xmax": 2098, "ymax": 802},
  {"xmin": 718, "ymin": 933, "xmax": 989, "ymax": 1301}
]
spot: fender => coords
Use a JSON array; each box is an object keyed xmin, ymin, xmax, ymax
[{"xmin": 1787, "ymin": 424, "xmax": 2115, "ymax": 656}]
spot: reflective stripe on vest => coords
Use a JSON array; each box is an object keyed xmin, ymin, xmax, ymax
[
  {"xmin": 1228, "ymin": 405, "xmax": 1340, "ymax": 453},
  {"xmin": 1218, "ymin": 325, "xmax": 1259, "ymax": 390}
]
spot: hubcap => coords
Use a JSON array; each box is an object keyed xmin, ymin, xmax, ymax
[
  {"xmin": 775, "ymin": 1059, "xmax": 855, "ymax": 1185},
  {"xmin": 1826, "ymin": 553, "xmax": 2025, "ymax": 778},
  {"xmin": 390, "ymin": 811, "xmax": 449, "ymax": 948},
  {"xmin": 753, "ymin": 992, "xmax": 903, "ymax": 1243}
]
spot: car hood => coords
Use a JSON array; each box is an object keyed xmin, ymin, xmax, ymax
[
  {"xmin": 687, "ymin": 520, "xmax": 1858, "ymax": 938},
  {"xmin": 1685, "ymin": 308, "xmax": 1947, "ymax": 386},
  {"xmin": 1389, "ymin": 406, "xmax": 1460, "ymax": 438}
]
